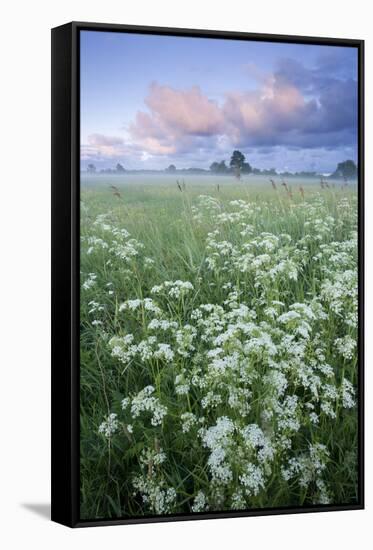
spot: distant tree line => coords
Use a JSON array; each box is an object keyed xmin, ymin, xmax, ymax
[
  {"xmin": 209, "ymin": 151, "xmax": 357, "ymax": 180},
  {"xmin": 87, "ymin": 163, "xmax": 125, "ymax": 174},
  {"xmin": 85, "ymin": 153, "xmax": 357, "ymax": 180}
]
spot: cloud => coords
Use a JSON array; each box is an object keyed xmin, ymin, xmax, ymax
[
  {"xmin": 81, "ymin": 133, "xmax": 126, "ymax": 159},
  {"xmin": 222, "ymin": 82, "xmax": 319, "ymax": 146},
  {"xmin": 128, "ymin": 82, "xmax": 225, "ymax": 154},
  {"xmin": 221, "ymin": 56, "xmax": 357, "ymax": 149},
  {"xmin": 87, "ymin": 134, "xmax": 123, "ymax": 147},
  {"xmin": 82, "ymin": 52, "xmax": 357, "ymax": 169},
  {"xmin": 81, "ymin": 133, "xmax": 140, "ymax": 161},
  {"xmin": 127, "ymin": 56, "xmax": 357, "ymax": 157},
  {"xmin": 145, "ymin": 82, "xmax": 224, "ymax": 136}
]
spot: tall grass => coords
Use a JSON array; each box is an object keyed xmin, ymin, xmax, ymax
[{"xmin": 80, "ymin": 179, "xmax": 358, "ymax": 519}]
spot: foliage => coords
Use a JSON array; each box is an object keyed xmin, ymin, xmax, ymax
[
  {"xmin": 80, "ymin": 179, "xmax": 358, "ymax": 519},
  {"xmin": 332, "ymin": 160, "xmax": 357, "ymax": 180}
]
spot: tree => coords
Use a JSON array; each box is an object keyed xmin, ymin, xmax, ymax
[
  {"xmin": 210, "ymin": 161, "xmax": 220, "ymax": 173},
  {"xmin": 210, "ymin": 160, "xmax": 228, "ymax": 174},
  {"xmin": 218, "ymin": 161, "xmax": 228, "ymax": 174},
  {"xmin": 87, "ymin": 163, "xmax": 96, "ymax": 173},
  {"xmin": 242, "ymin": 161, "xmax": 252, "ymax": 174},
  {"xmin": 230, "ymin": 150, "xmax": 246, "ymax": 179},
  {"xmin": 116, "ymin": 163, "xmax": 125, "ymax": 173},
  {"xmin": 166, "ymin": 164, "xmax": 176, "ymax": 173},
  {"xmin": 261, "ymin": 168, "xmax": 277, "ymax": 176},
  {"xmin": 333, "ymin": 160, "xmax": 357, "ymax": 179}
]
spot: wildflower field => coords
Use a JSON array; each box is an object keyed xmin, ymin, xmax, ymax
[{"xmin": 80, "ymin": 175, "xmax": 359, "ymax": 519}]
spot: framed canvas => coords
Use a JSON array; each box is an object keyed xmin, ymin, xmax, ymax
[{"xmin": 51, "ymin": 21, "xmax": 364, "ymax": 527}]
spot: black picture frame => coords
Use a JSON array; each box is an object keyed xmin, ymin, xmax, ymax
[{"xmin": 51, "ymin": 21, "xmax": 365, "ymax": 528}]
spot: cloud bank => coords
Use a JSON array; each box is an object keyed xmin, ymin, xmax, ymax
[{"xmin": 82, "ymin": 52, "xmax": 357, "ymax": 170}]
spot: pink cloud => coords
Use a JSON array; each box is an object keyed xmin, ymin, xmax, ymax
[
  {"xmin": 144, "ymin": 82, "xmax": 224, "ymax": 135},
  {"xmin": 82, "ymin": 133, "xmax": 132, "ymax": 160},
  {"xmin": 129, "ymin": 82, "xmax": 224, "ymax": 154},
  {"xmin": 87, "ymin": 134, "xmax": 124, "ymax": 147},
  {"xmin": 128, "ymin": 77, "xmax": 322, "ymax": 154},
  {"xmin": 223, "ymin": 81, "xmax": 317, "ymax": 145}
]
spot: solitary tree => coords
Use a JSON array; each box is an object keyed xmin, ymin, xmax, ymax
[
  {"xmin": 230, "ymin": 150, "xmax": 246, "ymax": 179},
  {"xmin": 116, "ymin": 163, "xmax": 125, "ymax": 173},
  {"xmin": 333, "ymin": 160, "xmax": 357, "ymax": 179},
  {"xmin": 87, "ymin": 163, "xmax": 96, "ymax": 173},
  {"xmin": 166, "ymin": 164, "xmax": 177, "ymax": 173}
]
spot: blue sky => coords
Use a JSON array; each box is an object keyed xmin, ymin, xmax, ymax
[{"xmin": 80, "ymin": 30, "xmax": 358, "ymax": 173}]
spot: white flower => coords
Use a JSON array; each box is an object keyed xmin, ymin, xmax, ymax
[
  {"xmin": 191, "ymin": 491, "xmax": 208, "ymax": 512},
  {"xmin": 154, "ymin": 343, "xmax": 174, "ymax": 362},
  {"xmin": 119, "ymin": 298, "xmax": 161, "ymax": 316},
  {"xmin": 335, "ymin": 335, "xmax": 356, "ymax": 360},
  {"xmin": 148, "ymin": 319, "xmax": 178, "ymax": 331},
  {"xmin": 98, "ymin": 413, "xmax": 118, "ymax": 438},
  {"xmin": 231, "ymin": 490, "xmax": 246, "ymax": 509},
  {"xmin": 130, "ymin": 386, "xmax": 167, "ymax": 426},
  {"xmin": 121, "ymin": 397, "xmax": 130, "ymax": 410},
  {"xmin": 341, "ymin": 378, "xmax": 356, "ymax": 408},
  {"xmin": 239, "ymin": 464, "xmax": 265, "ymax": 495},
  {"xmin": 133, "ymin": 476, "xmax": 177, "ymax": 515},
  {"xmin": 180, "ymin": 412, "xmax": 197, "ymax": 433},
  {"xmin": 82, "ymin": 272, "xmax": 97, "ymax": 290},
  {"xmin": 175, "ymin": 373, "xmax": 190, "ymax": 395},
  {"xmin": 151, "ymin": 280, "xmax": 194, "ymax": 299}
]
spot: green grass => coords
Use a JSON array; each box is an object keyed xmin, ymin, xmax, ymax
[{"xmin": 79, "ymin": 176, "xmax": 358, "ymax": 519}]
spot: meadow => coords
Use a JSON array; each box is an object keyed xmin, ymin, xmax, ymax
[{"xmin": 80, "ymin": 174, "xmax": 358, "ymax": 519}]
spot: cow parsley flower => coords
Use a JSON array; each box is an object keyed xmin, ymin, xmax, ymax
[
  {"xmin": 82, "ymin": 272, "xmax": 97, "ymax": 290},
  {"xmin": 191, "ymin": 491, "xmax": 208, "ymax": 512},
  {"xmin": 130, "ymin": 386, "xmax": 167, "ymax": 426},
  {"xmin": 239, "ymin": 463, "xmax": 265, "ymax": 495},
  {"xmin": 180, "ymin": 412, "xmax": 197, "ymax": 433},
  {"xmin": 151, "ymin": 280, "xmax": 194, "ymax": 299},
  {"xmin": 98, "ymin": 413, "xmax": 118, "ymax": 438},
  {"xmin": 154, "ymin": 343, "xmax": 174, "ymax": 362},
  {"xmin": 175, "ymin": 373, "xmax": 190, "ymax": 395},
  {"xmin": 132, "ymin": 476, "xmax": 177, "ymax": 515},
  {"xmin": 335, "ymin": 335, "xmax": 356, "ymax": 360},
  {"xmin": 341, "ymin": 378, "xmax": 356, "ymax": 408}
]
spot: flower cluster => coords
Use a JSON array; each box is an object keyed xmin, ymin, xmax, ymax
[{"xmin": 81, "ymin": 188, "xmax": 358, "ymax": 518}]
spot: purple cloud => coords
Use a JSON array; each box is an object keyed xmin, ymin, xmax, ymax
[{"xmin": 126, "ymin": 58, "xmax": 357, "ymax": 156}]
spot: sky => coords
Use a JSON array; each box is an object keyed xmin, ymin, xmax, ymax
[{"xmin": 80, "ymin": 30, "xmax": 358, "ymax": 173}]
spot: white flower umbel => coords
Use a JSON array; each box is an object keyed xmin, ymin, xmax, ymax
[
  {"xmin": 191, "ymin": 491, "xmax": 208, "ymax": 512},
  {"xmin": 119, "ymin": 298, "xmax": 162, "ymax": 316},
  {"xmin": 180, "ymin": 412, "xmax": 197, "ymax": 433},
  {"xmin": 201, "ymin": 417, "xmax": 235, "ymax": 484},
  {"xmin": 98, "ymin": 413, "xmax": 118, "ymax": 438},
  {"xmin": 239, "ymin": 463, "xmax": 265, "ymax": 496},
  {"xmin": 132, "ymin": 476, "xmax": 177, "ymax": 515},
  {"xmin": 341, "ymin": 378, "xmax": 356, "ymax": 408},
  {"xmin": 82, "ymin": 272, "xmax": 97, "ymax": 291},
  {"xmin": 130, "ymin": 386, "xmax": 167, "ymax": 426},
  {"xmin": 334, "ymin": 335, "xmax": 356, "ymax": 360},
  {"xmin": 151, "ymin": 280, "xmax": 194, "ymax": 299}
]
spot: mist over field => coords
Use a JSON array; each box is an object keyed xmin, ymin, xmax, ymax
[{"xmin": 81, "ymin": 173, "xmax": 357, "ymax": 190}]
